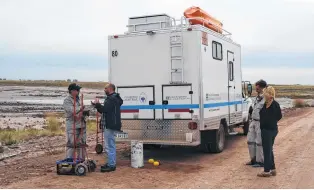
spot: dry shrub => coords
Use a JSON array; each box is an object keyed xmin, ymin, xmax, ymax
[
  {"xmin": 0, "ymin": 130, "xmax": 17, "ymax": 145},
  {"xmin": 0, "ymin": 117, "xmax": 64, "ymax": 146},
  {"xmin": 46, "ymin": 117, "xmax": 61, "ymax": 132},
  {"xmin": 293, "ymin": 99, "xmax": 307, "ymax": 108}
]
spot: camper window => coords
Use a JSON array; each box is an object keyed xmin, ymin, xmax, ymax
[
  {"xmin": 229, "ymin": 61, "xmax": 234, "ymax": 81},
  {"xmin": 212, "ymin": 41, "xmax": 223, "ymax": 60}
]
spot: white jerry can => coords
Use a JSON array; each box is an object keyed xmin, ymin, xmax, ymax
[{"xmin": 131, "ymin": 140, "xmax": 144, "ymax": 168}]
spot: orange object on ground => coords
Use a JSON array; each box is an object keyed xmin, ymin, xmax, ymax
[{"xmin": 184, "ymin": 6, "xmax": 223, "ymax": 33}]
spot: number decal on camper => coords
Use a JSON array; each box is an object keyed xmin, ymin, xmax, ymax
[{"xmin": 112, "ymin": 50, "xmax": 118, "ymax": 57}]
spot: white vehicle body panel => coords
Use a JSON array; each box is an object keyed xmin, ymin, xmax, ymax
[{"xmin": 108, "ymin": 19, "xmax": 249, "ymax": 146}]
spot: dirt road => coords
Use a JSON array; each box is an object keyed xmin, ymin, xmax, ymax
[{"xmin": 2, "ymin": 108, "xmax": 314, "ymax": 189}]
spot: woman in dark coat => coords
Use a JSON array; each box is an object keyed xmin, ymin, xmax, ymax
[{"xmin": 257, "ymin": 86, "xmax": 282, "ymax": 177}]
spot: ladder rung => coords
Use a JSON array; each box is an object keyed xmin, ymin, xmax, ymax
[
  {"xmin": 171, "ymin": 68, "xmax": 182, "ymax": 72},
  {"xmin": 170, "ymin": 45, "xmax": 182, "ymax": 48},
  {"xmin": 171, "ymin": 57, "xmax": 182, "ymax": 60},
  {"xmin": 170, "ymin": 42, "xmax": 182, "ymax": 45}
]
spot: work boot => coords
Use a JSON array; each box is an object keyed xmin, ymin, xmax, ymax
[
  {"xmin": 270, "ymin": 169, "xmax": 277, "ymax": 176},
  {"xmin": 100, "ymin": 164, "xmax": 116, "ymax": 172},
  {"xmin": 257, "ymin": 171, "xmax": 271, "ymax": 177},
  {"xmin": 252, "ymin": 162, "xmax": 264, "ymax": 167}
]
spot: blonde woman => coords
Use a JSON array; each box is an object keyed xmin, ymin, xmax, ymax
[{"xmin": 257, "ymin": 86, "xmax": 282, "ymax": 177}]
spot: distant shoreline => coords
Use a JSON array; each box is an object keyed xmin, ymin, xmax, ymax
[
  {"xmin": 0, "ymin": 80, "xmax": 313, "ymax": 99},
  {"xmin": 0, "ymin": 80, "xmax": 107, "ymax": 89}
]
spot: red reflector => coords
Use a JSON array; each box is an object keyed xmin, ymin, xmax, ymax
[
  {"xmin": 114, "ymin": 35, "xmax": 118, "ymax": 38},
  {"xmin": 188, "ymin": 122, "xmax": 198, "ymax": 130},
  {"xmin": 187, "ymin": 28, "xmax": 192, "ymax": 31},
  {"xmin": 168, "ymin": 109, "xmax": 190, "ymax": 113},
  {"xmin": 121, "ymin": 109, "xmax": 139, "ymax": 113}
]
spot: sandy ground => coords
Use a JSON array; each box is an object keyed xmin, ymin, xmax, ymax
[{"xmin": 1, "ymin": 107, "xmax": 314, "ymax": 189}]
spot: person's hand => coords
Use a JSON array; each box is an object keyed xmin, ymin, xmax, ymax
[{"xmin": 91, "ymin": 98, "xmax": 99, "ymax": 106}]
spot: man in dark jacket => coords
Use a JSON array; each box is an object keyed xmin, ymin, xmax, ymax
[{"xmin": 92, "ymin": 83, "xmax": 123, "ymax": 172}]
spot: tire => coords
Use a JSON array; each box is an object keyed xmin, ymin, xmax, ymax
[
  {"xmin": 56, "ymin": 165, "xmax": 61, "ymax": 175},
  {"xmin": 88, "ymin": 160, "xmax": 97, "ymax": 172},
  {"xmin": 95, "ymin": 144, "xmax": 103, "ymax": 154},
  {"xmin": 210, "ymin": 123, "xmax": 225, "ymax": 153},
  {"xmin": 75, "ymin": 163, "xmax": 88, "ymax": 176},
  {"xmin": 201, "ymin": 123, "xmax": 225, "ymax": 153}
]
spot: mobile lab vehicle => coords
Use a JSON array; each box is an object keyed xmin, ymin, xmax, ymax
[{"xmin": 108, "ymin": 10, "xmax": 253, "ymax": 153}]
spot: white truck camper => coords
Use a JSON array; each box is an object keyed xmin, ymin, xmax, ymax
[{"xmin": 108, "ymin": 13, "xmax": 253, "ymax": 153}]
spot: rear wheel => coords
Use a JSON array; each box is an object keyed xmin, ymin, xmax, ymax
[
  {"xmin": 210, "ymin": 123, "xmax": 225, "ymax": 153},
  {"xmin": 201, "ymin": 123, "xmax": 225, "ymax": 153}
]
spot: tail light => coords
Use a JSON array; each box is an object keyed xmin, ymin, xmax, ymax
[
  {"xmin": 114, "ymin": 35, "xmax": 119, "ymax": 39},
  {"xmin": 188, "ymin": 122, "xmax": 197, "ymax": 130},
  {"xmin": 187, "ymin": 28, "xmax": 192, "ymax": 31}
]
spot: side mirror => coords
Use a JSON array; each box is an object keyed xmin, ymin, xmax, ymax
[{"xmin": 247, "ymin": 84, "xmax": 253, "ymax": 97}]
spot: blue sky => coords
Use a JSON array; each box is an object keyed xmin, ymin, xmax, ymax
[{"xmin": 0, "ymin": 0, "xmax": 314, "ymax": 84}]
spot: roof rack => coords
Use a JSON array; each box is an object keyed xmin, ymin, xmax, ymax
[{"xmin": 125, "ymin": 15, "xmax": 232, "ymax": 37}]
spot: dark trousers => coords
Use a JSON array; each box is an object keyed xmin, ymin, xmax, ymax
[{"xmin": 261, "ymin": 129, "xmax": 278, "ymax": 172}]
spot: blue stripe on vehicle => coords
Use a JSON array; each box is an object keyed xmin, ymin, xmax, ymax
[{"xmin": 120, "ymin": 101, "xmax": 242, "ymax": 110}]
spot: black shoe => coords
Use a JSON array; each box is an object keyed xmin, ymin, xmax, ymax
[
  {"xmin": 100, "ymin": 164, "xmax": 116, "ymax": 172},
  {"xmin": 245, "ymin": 158, "xmax": 256, "ymax": 166},
  {"xmin": 245, "ymin": 160, "xmax": 256, "ymax": 165},
  {"xmin": 100, "ymin": 164, "xmax": 108, "ymax": 169},
  {"xmin": 252, "ymin": 162, "xmax": 264, "ymax": 167}
]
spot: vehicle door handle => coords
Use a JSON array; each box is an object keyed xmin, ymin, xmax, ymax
[{"xmin": 228, "ymin": 86, "xmax": 232, "ymax": 88}]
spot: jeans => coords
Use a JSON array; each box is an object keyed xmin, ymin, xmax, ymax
[
  {"xmin": 104, "ymin": 128, "xmax": 116, "ymax": 167},
  {"xmin": 261, "ymin": 129, "xmax": 278, "ymax": 172}
]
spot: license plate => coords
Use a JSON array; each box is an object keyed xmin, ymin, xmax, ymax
[{"xmin": 116, "ymin": 132, "xmax": 128, "ymax": 139}]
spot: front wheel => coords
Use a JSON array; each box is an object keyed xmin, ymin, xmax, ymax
[{"xmin": 75, "ymin": 163, "xmax": 88, "ymax": 176}]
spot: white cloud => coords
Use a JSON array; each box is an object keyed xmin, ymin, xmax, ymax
[
  {"xmin": 1, "ymin": 0, "xmax": 314, "ymax": 84},
  {"xmin": 1, "ymin": 0, "xmax": 314, "ymax": 54}
]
